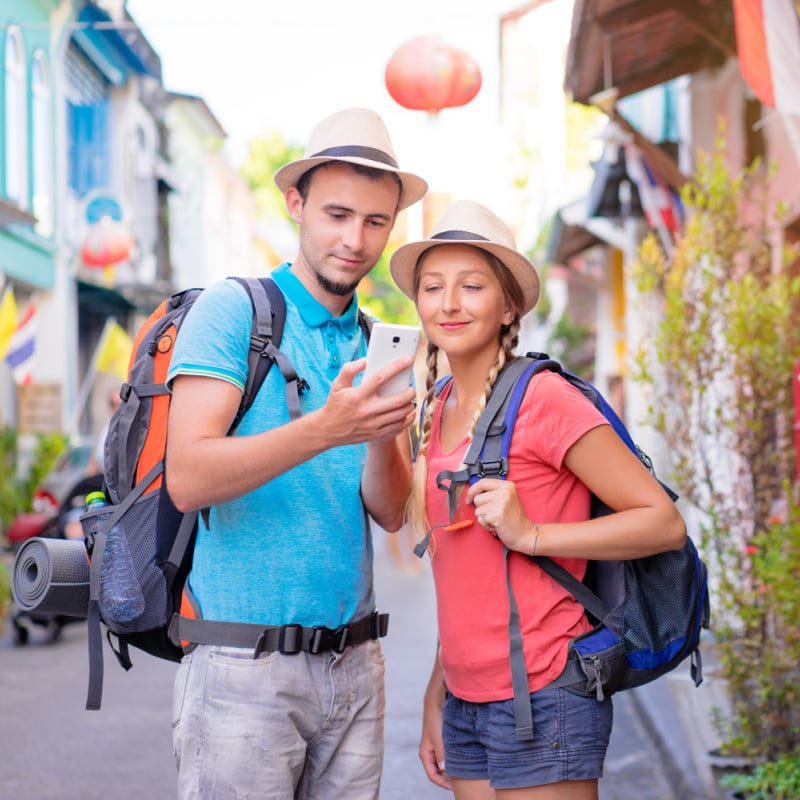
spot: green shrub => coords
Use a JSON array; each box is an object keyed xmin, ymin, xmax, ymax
[
  {"xmin": 0, "ymin": 559, "xmax": 10, "ymax": 603},
  {"xmin": 631, "ymin": 129, "xmax": 800, "ymax": 761},
  {"xmin": 0, "ymin": 426, "xmax": 67, "ymax": 534},
  {"xmin": 721, "ymin": 748, "xmax": 800, "ymax": 799}
]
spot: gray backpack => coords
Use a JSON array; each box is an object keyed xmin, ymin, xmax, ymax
[{"xmin": 81, "ymin": 277, "xmax": 321, "ymax": 709}]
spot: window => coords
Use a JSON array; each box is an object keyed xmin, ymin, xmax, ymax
[
  {"xmin": 66, "ymin": 43, "xmax": 111, "ymax": 197},
  {"xmin": 32, "ymin": 50, "xmax": 53, "ymax": 236},
  {"xmin": 4, "ymin": 26, "xmax": 28, "ymax": 206}
]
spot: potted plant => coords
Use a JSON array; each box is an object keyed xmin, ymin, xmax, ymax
[
  {"xmin": 720, "ymin": 746, "xmax": 800, "ymax": 799},
  {"xmin": 631, "ymin": 127, "xmax": 800, "ymax": 786}
]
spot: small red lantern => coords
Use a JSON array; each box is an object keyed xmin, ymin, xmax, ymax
[
  {"xmin": 81, "ymin": 215, "xmax": 133, "ymax": 284},
  {"xmin": 385, "ymin": 37, "xmax": 482, "ymax": 116}
]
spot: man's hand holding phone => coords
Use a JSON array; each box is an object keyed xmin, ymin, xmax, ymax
[{"xmin": 317, "ymin": 323, "xmax": 419, "ymax": 448}]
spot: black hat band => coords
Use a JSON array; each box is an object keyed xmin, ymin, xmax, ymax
[
  {"xmin": 311, "ymin": 145, "xmax": 398, "ymax": 169},
  {"xmin": 431, "ymin": 230, "xmax": 490, "ymax": 242}
]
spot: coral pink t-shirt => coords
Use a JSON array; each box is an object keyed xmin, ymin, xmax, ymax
[{"xmin": 424, "ymin": 369, "xmax": 608, "ymax": 702}]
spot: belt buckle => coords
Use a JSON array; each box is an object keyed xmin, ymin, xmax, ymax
[{"xmin": 310, "ymin": 625, "xmax": 350, "ymax": 654}]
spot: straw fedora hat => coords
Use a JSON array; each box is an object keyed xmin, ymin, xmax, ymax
[
  {"xmin": 390, "ymin": 200, "xmax": 540, "ymax": 316},
  {"xmin": 274, "ymin": 107, "xmax": 428, "ymax": 211}
]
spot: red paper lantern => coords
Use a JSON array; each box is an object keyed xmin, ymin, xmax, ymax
[
  {"xmin": 385, "ymin": 37, "xmax": 482, "ymax": 116},
  {"xmin": 81, "ymin": 215, "xmax": 133, "ymax": 269}
]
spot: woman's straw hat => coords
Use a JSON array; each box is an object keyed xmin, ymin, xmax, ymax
[{"xmin": 390, "ymin": 200, "xmax": 540, "ymax": 315}]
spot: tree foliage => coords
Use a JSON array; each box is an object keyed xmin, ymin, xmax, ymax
[{"xmin": 240, "ymin": 133, "xmax": 304, "ymax": 222}]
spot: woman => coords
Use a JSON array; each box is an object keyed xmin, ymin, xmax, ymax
[{"xmin": 388, "ymin": 200, "xmax": 686, "ymax": 800}]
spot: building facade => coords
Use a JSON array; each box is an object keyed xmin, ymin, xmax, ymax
[{"xmin": 1, "ymin": 0, "xmax": 266, "ymax": 445}]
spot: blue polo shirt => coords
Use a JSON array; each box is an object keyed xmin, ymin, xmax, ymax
[{"xmin": 166, "ymin": 263, "xmax": 375, "ymax": 629}]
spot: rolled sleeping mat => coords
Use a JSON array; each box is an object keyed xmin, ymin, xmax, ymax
[{"xmin": 12, "ymin": 538, "xmax": 90, "ymax": 618}]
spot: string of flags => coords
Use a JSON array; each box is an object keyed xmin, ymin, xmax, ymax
[
  {"xmin": 0, "ymin": 286, "xmax": 17, "ymax": 359},
  {"xmin": 1, "ymin": 285, "xmax": 135, "ymax": 389},
  {"xmin": 0, "ymin": 286, "xmax": 38, "ymax": 386},
  {"xmin": 623, "ymin": 143, "xmax": 684, "ymax": 256}
]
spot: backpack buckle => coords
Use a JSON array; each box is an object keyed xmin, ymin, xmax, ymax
[
  {"xmin": 478, "ymin": 457, "xmax": 508, "ymax": 478},
  {"xmin": 309, "ymin": 625, "xmax": 350, "ymax": 654},
  {"xmin": 276, "ymin": 623, "xmax": 303, "ymax": 655}
]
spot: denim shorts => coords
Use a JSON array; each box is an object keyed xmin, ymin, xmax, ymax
[{"xmin": 442, "ymin": 687, "xmax": 613, "ymax": 789}]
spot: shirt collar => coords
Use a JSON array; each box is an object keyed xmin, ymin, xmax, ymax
[{"xmin": 271, "ymin": 262, "xmax": 360, "ymax": 334}]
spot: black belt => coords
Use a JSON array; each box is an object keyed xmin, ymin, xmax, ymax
[{"xmin": 168, "ymin": 611, "xmax": 389, "ymax": 658}]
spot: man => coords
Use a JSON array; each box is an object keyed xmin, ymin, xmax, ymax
[{"xmin": 165, "ymin": 107, "xmax": 427, "ymax": 799}]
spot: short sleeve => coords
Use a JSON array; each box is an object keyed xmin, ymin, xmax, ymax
[
  {"xmin": 514, "ymin": 370, "xmax": 609, "ymax": 469},
  {"xmin": 166, "ymin": 279, "xmax": 253, "ymax": 390}
]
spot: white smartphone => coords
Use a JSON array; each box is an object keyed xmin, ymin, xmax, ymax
[{"xmin": 363, "ymin": 323, "xmax": 420, "ymax": 398}]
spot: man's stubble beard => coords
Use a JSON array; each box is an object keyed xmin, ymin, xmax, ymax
[{"xmin": 315, "ymin": 270, "xmax": 362, "ymax": 298}]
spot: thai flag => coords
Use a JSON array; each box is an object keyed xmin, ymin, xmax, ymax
[{"xmin": 5, "ymin": 301, "xmax": 37, "ymax": 385}]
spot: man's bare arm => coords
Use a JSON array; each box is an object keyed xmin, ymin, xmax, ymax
[{"xmin": 166, "ymin": 357, "xmax": 415, "ymax": 512}]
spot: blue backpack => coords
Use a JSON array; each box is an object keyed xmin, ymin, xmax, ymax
[{"xmin": 417, "ymin": 353, "xmax": 711, "ymax": 742}]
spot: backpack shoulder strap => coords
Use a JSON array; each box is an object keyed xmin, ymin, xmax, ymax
[
  {"xmin": 434, "ymin": 355, "xmax": 560, "ymax": 521},
  {"xmin": 357, "ymin": 308, "xmax": 373, "ymax": 340},
  {"xmin": 228, "ymin": 276, "xmax": 307, "ymax": 426}
]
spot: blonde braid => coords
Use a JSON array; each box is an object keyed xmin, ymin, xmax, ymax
[
  {"xmin": 417, "ymin": 343, "xmax": 440, "ymax": 460},
  {"xmin": 465, "ymin": 316, "xmax": 520, "ymax": 442},
  {"xmin": 405, "ymin": 341, "xmax": 440, "ymax": 541}
]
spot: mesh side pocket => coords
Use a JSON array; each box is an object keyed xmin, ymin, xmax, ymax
[
  {"xmin": 622, "ymin": 548, "xmax": 697, "ymax": 658},
  {"xmin": 80, "ymin": 504, "xmax": 114, "ymax": 549},
  {"xmin": 109, "ymin": 491, "xmax": 169, "ymax": 635},
  {"xmin": 81, "ymin": 492, "xmax": 169, "ymax": 636}
]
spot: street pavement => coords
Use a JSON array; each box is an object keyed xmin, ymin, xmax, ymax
[{"xmin": 1, "ymin": 536, "xmax": 699, "ymax": 799}]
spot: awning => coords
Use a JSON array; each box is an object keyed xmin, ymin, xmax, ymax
[
  {"xmin": 0, "ymin": 198, "xmax": 36, "ymax": 230},
  {"xmin": 546, "ymin": 200, "xmax": 605, "ymax": 265},
  {"xmin": 78, "ymin": 278, "xmax": 173, "ymax": 316},
  {"xmin": 546, "ymin": 193, "xmax": 648, "ymax": 268},
  {"xmin": 72, "ymin": 4, "xmax": 162, "ymax": 86},
  {"xmin": 565, "ymin": 0, "xmax": 735, "ymax": 105},
  {"xmin": 77, "ymin": 280, "xmax": 135, "ymax": 317}
]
